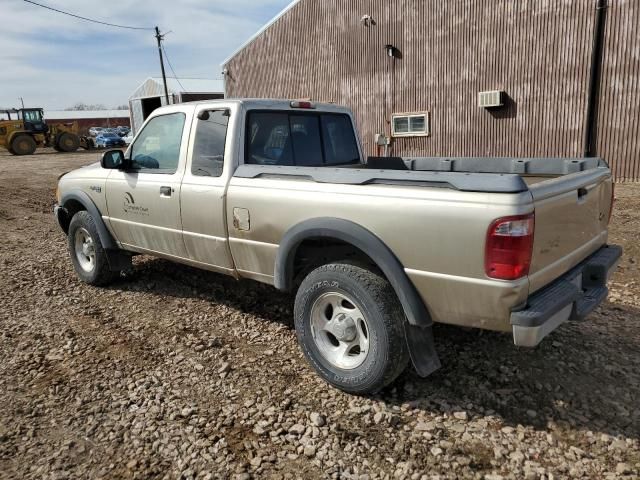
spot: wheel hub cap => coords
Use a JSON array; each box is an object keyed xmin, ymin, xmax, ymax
[
  {"xmin": 310, "ymin": 292, "xmax": 370, "ymax": 370},
  {"xmin": 74, "ymin": 227, "xmax": 96, "ymax": 273},
  {"xmin": 329, "ymin": 314, "xmax": 357, "ymax": 342}
]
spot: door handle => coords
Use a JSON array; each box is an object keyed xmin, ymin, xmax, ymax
[{"xmin": 160, "ymin": 186, "xmax": 172, "ymax": 197}]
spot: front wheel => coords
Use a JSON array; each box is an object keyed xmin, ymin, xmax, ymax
[
  {"xmin": 67, "ymin": 211, "xmax": 118, "ymax": 286},
  {"xmin": 294, "ymin": 263, "xmax": 409, "ymax": 394},
  {"xmin": 57, "ymin": 132, "xmax": 80, "ymax": 152}
]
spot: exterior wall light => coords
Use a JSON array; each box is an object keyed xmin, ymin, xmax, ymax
[{"xmin": 385, "ymin": 44, "xmax": 399, "ymax": 58}]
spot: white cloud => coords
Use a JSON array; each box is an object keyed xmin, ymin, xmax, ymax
[{"xmin": 0, "ymin": 0, "xmax": 292, "ymax": 109}]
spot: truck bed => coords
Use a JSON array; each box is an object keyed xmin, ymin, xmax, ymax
[{"xmin": 234, "ymin": 155, "xmax": 614, "ymax": 308}]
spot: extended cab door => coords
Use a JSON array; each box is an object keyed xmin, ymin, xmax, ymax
[
  {"xmin": 179, "ymin": 105, "xmax": 236, "ymax": 273},
  {"xmin": 104, "ymin": 107, "xmax": 191, "ymax": 258}
]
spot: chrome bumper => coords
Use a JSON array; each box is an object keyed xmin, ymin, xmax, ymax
[{"xmin": 511, "ymin": 245, "xmax": 622, "ymax": 347}]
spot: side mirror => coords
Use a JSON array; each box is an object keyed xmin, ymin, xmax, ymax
[{"xmin": 101, "ymin": 149, "xmax": 126, "ymax": 169}]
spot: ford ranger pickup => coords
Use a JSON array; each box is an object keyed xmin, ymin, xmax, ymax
[{"xmin": 54, "ymin": 99, "xmax": 622, "ymax": 394}]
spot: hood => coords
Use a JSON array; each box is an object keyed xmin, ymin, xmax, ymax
[{"xmin": 61, "ymin": 161, "xmax": 107, "ymax": 180}]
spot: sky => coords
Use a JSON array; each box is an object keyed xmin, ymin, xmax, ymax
[{"xmin": 0, "ymin": 0, "xmax": 292, "ymax": 110}]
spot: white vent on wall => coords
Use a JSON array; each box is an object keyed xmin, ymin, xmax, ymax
[{"xmin": 478, "ymin": 90, "xmax": 505, "ymax": 108}]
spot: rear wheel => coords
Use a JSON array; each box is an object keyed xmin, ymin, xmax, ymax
[
  {"xmin": 57, "ymin": 132, "xmax": 80, "ymax": 152},
  {"xmin": 68, "ymin": 211, "xmax": 119, "ymax": 286},
  {"xmin": 10, "ymin": 135, "xmax": 36, "ymax": 155},
  {"xmin": 294, "ymin": 263, "xmax": 410, "ymax": 394}
]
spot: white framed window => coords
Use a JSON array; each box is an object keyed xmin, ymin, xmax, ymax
[{"xmin": 391, "ymin": 112, "xmax": 430, "ymax": 137}]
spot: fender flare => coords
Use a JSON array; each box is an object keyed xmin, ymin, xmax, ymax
[
  {"xmin": 275, "ymin": 217, "xmax": 432, "ymax": 328},
  {"xmin": 60, "ymin": 190, "xmax": 117, "ymax": 250}
]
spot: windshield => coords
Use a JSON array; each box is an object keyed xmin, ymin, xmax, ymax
[{"xmin": 22, "ymin": 110, "xmax": 43, "ymax": 122}]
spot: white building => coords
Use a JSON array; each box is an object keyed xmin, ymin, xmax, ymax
[{"xmin": 128, "ymin": 77, "xmax": 224, "ymax": 132}]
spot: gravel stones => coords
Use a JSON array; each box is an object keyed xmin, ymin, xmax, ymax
[{"xmin": 0, "ymin": 151, "xmax": 639, "ymax": 478}]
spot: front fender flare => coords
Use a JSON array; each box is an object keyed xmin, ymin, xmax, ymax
[
  {"xmin": 275, "ymin": 217, "xmax": 432, "ymax": 329},
  {"xmin": 60, "ymin": 190, "xmax": 117, "ymax": 250}
]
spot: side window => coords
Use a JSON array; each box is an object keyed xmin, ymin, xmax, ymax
[
  {"xmin": 130, "ymin": 113, "xmax": 186, "ymax": 173},
  {"xmin": 192, "ymin": 110, "xmax": 229, "ymax": 177},
  {"xmin": 321, "ymin": 115, "xmax": 360, "ymax": 165}
]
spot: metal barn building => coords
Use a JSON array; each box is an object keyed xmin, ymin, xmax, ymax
[
  {"xmin": 129, "ymin": 77, "xmax": 224, "ymax": 133},
  {"xmin": 223, "ymin": 0, "xmax": 640, "ymax": 181}
]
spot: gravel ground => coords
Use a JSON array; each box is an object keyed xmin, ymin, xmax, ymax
[{"xmin": 0, "ymin": 149, "xmax": 638, "ymax": 480}]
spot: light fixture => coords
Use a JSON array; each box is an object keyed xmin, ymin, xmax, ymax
[{"xmin": 385, "ymin": 44, "xmax": 399, "ymax": 58}]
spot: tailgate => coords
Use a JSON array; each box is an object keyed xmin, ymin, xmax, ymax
[{"xmin": 528, "ymin": 168, "xmax": 613, "ymax": 294}]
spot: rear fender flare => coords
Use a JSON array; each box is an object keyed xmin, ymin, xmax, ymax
[{"xmin": 275, "ymin": 217, "xmax": 432, "ymax": 329}]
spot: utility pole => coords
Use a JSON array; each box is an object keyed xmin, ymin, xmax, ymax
[
  {"xmin": 155, "ymin": 26, "xmax": 170, "ymax": 105},
  {"xmin": 19, "ymin": 97, "xmax": 24, "ymax": 108}
]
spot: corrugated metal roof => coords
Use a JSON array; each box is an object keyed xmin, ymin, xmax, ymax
[
  {"xmin": 221, "ymin": 0, "xmax": 302, "ymax": 66},
  {"xmin": 129, "ymin": 77, "xmax": 224, "ymax": 99},
  {"xmin": 45, "ymin": 110, "xmax": 130, "ymax": 120}
]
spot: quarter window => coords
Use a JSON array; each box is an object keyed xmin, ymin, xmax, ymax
[
  {"xmin": 192, "ymin": 110, "xmax": 229, "ymax": 177},
  {"xmin": 130, "ymin": 113, "xmax": 186, "ymax": 173}
]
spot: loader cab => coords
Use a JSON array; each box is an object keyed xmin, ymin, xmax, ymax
[{"xmin": 18, "ymin": 108, "xmax": 48, "ymax": 134}]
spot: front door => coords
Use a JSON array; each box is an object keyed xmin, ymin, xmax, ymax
[
  {"xmin": 105, "ymin": 109, "xmax": 190, "ymax": 259},
  {"xmin": 180, "ymin": 106, "xmax": 235, "ymax": 272}
]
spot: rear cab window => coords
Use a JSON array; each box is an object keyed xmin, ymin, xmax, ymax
[{"xmin": 246, "ymin": 111, "xmax": 360, "ymax": 167}]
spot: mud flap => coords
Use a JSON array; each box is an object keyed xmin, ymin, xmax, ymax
[
  {"xmin": 106, "ymin": 250, "xmax": 132, "ymax": 273},
  {"xmin": 404, "ymin": 323, "xmax": 441, "ymax": 378}
]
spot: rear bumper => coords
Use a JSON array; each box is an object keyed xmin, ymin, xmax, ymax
[{"xmin": 511, "ymin": 244, "xmax": 622, "ymax": 347}]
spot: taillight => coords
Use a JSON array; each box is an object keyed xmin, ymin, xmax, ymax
[{"xmin": 485, "ymin": 213, "xmax": 535, "ymax": 280}]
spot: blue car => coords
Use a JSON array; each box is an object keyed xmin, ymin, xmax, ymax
[{"xmin": 95, "ymin": 132, "xmax": 126, "ymax": 148}]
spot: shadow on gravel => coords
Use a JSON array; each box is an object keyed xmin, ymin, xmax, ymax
[
  {"xmin": 107, "ymin": 257, "xmax": 295, "ymax": 329},
  {"xmin": 109, "ymin": 258, "xmax": 640, "ymax": 440},
  {"xmin": 385, "ymin": 303, "xmax": 640, "ymax": 440}
]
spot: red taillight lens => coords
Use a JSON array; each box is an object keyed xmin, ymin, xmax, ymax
[{"xmin": 485, "ymin": 213, "xmax": 535, "ymax": 280}]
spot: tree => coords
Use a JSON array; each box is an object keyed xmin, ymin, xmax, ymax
[
  {"xmin": 65, "ymin": 103, "xmax": 108, "ymax": 111},
  {"xmin": 114, "ymin": 105, "xmax": 129, "ymax": 110}
]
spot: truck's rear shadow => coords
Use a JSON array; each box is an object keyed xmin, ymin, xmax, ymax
[{"xmin": 110, "ymin": 257, "xmax": 640, "ymax": 440}]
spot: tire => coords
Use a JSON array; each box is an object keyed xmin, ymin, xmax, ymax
[
  {"xmin": 10, "ymin": 135, "xmax": 36, "ymax": 155},
  {"xmin": 57, "ymin": 132, "xmax": 80, "ymax": 152},
  {"xmin": 67, "ymin": 211, "xmax": 119, "ymax": 286},
  {"xmin": 294, "ymin": 263, "xmax": 410, "ymax": 394}
]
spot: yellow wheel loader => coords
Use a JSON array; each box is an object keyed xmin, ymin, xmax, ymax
[{"xmin": 0, "ymin": 108, "xmax": 94, "ymax": 156}]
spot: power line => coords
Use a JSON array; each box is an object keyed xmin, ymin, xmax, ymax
[
  {"xmin": 22, "ymin": 0, "xmax": 154, "ymax": 31},
  {"xmin": 161, "ymin": 43, "xmax": 187, "ymax": 92}
]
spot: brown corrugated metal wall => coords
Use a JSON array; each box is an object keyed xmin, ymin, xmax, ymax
[
  {"xmin": 597, "ymin": 0, "xmax": 640, "ymax": 181},
  {"xmin": 225, "ymin": 0, "xmax": 640, "ymax": 181}
]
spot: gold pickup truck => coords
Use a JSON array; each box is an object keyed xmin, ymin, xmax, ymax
[{"xmin": 54, "ymin": 100, "xmax": 622, "ymax": 394}]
